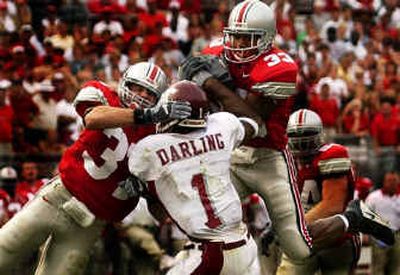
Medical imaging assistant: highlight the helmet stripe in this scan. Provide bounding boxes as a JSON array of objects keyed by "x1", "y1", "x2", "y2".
[
  {"x1": 243, "y1": 1, "x2": 256, "y2": 23},
  {"x1": 298, "y1": 109, "x2": 305, "y2": 126},
  {"x1": 236, "y1": 1, "x2": 252, "y2": 23},
  {"x1": 147, "y1": 64, "x2": 159, "y2": 84}
]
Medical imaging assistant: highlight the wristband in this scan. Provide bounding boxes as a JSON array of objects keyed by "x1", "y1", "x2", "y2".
[{"x1": 192, "y1": 70, "x2": 213, "y2": 87}]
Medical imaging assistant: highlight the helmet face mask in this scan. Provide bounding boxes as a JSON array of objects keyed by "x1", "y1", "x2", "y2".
[
  {"x1": 287, "y1": 109, "x2": 324, "y2": 159},
  {"x1": 118, "y1": 62, "x2": 167, "y2": 109},
  {"x1": 223, "y1": 0, "x2": 276, "y2": 64},
  {"x1": 156, "y1": 80, "x2": 209, "y2": 134},
  {"x1": 120, "y1": 81, "x2": 158, "y2": 109}
]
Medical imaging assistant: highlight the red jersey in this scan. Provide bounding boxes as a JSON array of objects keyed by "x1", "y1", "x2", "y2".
[
  {"x1": 59, "y1": 81, "x2": 153, "y2": 221},
  {"x1": 296, "y1": 143, "x2": 355, "y2": 213},
  {"x1": 15, "y1": 179, "x2": 47, "y2": 206},
  {"x1": 0, "y1": 105, "x2": 14, "y2": 142},
  {"x1": 203, "y1": 44, "x2": 297, "y2": 150}
]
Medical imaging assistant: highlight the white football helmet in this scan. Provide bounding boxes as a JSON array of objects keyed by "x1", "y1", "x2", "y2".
[
  {"x1": 118, "y1": 62, "x2": 168, "y2": 108},
  {"x1": 287, "y1": 109, "x2": 323, "y2": 157},
  {"x1": 223, "y1": 0, "x2": 276, "y2": 63}
]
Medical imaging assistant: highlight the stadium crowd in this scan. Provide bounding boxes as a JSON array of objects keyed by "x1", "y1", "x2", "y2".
[{"x1": 0, "y1": 0, "x2": 399, "y2": 274}]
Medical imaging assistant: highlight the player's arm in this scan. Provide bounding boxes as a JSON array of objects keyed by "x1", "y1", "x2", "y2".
[
  {"x1": 179, "y1": 55, "x2": 262, "y2": 125},
  {"x1": 84, "y1": 106, "x2": 136, "y2": 129},
  {"x1": 203, "y1": 78, "x2": 263, "y2": 126},
  {"x1": 84, "y1": 102, "x2": 192, "y2": 130},
  {"x1": 238, "y1": 117, "x2": 260, "y2": 143},
  {"x1": 305, "y1": 175, "x2": 349, "y2": 224}
]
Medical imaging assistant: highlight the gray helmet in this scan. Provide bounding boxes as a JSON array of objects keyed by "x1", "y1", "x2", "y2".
[
  {"x1": 223, "y1": 0, "x2": 276, "y2": 63},
  {"x1": 118, "y1": 62, "x2": 168, "y2": 108},
  {"x1": 287, "y1": 109, "x2": 324, "y2": 157}
]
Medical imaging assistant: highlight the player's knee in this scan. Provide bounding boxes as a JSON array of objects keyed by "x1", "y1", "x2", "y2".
[
  {"x1": 282, "y1": 244, "x2": 311, "y2": 262},
  {"x1": 279, "y1": 231, "x2": 312, "y2": 262}
]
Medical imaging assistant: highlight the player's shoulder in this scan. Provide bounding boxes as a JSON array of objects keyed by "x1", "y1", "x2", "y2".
[
  {"x1": 201, "y1": 39, "x2": 224, "y2": 56},
  {"x1": 318, "y1": 143, "x2": 349, "y2": 159},
  {"x1": 208, "y1": 112, "x2": 241, "y2": 131},
  {"x1": 75, "y1": 80, "x2": 118, "y2": 106},
  {"x1": 251, "y1": 47, "x2": 298, "y2": 83},
  {"x1": 316, "y1": 143, "x2": 351, "y2": 175},
  {"x1": 80, "y1": 80, "x2": 115, "y2": 96}
]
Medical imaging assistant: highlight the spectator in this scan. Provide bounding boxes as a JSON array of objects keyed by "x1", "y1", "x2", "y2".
[
  {"x1": 310, "y1": 83, "x2": 340, "y2": 141},
  {"x1": 14, "y1": 0, "x2": 32, "y2": 27},
  {"x1": 15, "y1": 161, "x2": 48, "y2": 206},
  {"x1": 370, "y1": 98, "x2": 399, "y2": 183},
  {"x1": 138, "y1": 0, "x2": 168, "y2": 35},
  {"x1": 366, "y1": 171, "x2": 400, "y2": 275},
  {"x1": 162, "y1": 1, "x2": 190, "y2": 53},
  {"x1": 101, "y1": 46, "x2": 129, "y2": 83},
  {"x1": 0, "y1": 166, "x2": 17, "y2": 219},
  {"x1": 354, "y1": 176, "x2": 374, "y2": 201},
  {"x1": 19, "y1": 24, "x2": 45, "y2": 59},
  {"x1": 92, "y1": 8, "x2": 124, "y2": 38},
  {"x1": 4, "y1": 45, "x2": 30, "y2": 80},
  {"x1": 41, "y1": 5, "x2": 60, "y2": 37},
  {"x1": 0, "y1": 80, "x2": 13, "y2": 155},
  {"x1": 0, "y1": 2, "x2": 16, "y2": 33},
  {"x1": 30, "y1": 80, "x2": 60, "y2": 153},
  {"x1": 48, "y1": 21, "x2": 74, "y2": 53},
  {"x1": 315, "y1": 64, "x2": 348, "y2": 108},
  {"x1": 341, "y1": 99, "x2": 370, "y2": 137}
]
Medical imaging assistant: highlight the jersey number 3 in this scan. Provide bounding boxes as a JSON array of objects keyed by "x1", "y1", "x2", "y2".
[
  {"x1": 264, "y1": 52, "x2": 294, "y2": 67},
  {"x1": 192, "y1": 174, "x2": 222, "y2": 229},
  {"x1": 83, "y1": 128, "x2": 128, "y2": 180}
]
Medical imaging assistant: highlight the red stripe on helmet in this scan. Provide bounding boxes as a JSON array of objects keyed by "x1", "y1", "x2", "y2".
[
  {"x1": 236, "y1": 1, "x2": 252, "y2": 23},
  {"x1": 298, "y1": 109, "x2": 305, "y2": 126},
  {"x1": 147, "y1": 65, "x2": 159, "y2": 84}
]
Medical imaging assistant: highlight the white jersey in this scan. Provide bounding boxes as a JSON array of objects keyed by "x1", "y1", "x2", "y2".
[{"x1": 128, "y1": 112, "x2": 247, "y2": 242}]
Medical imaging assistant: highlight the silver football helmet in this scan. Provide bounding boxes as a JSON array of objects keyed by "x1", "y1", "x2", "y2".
[
  {"x1": 118, "y1": 62, "x2": 168, "y2": 108},
  {"x1": 223, "y1": 0, "x2": 276, "y2": 63},
  {"x1": 287, "y1": 109, "x2": 323, "y2": 157}
]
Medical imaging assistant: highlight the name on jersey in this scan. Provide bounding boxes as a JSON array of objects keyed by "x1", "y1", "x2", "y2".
[{"x1": 156, "y1": 133, "x2": 225, "y2": 166}]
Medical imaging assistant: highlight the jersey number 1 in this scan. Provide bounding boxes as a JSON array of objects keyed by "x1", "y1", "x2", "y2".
[{"x1": 191, "y1": 174, "x2": 222, "y2": 229}]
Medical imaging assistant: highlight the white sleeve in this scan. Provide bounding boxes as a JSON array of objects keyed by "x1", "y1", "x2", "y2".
[
  {"x1": 212, "y1": 112, "x2": 245, "y2": 149},
  {"x1": 127, "y1": 140, "x2": 156, "y2": 182}
]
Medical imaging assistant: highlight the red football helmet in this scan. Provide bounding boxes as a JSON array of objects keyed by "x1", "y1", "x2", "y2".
[{"x1": 156, "y1": 80, "x2": 210, "y2": 133}]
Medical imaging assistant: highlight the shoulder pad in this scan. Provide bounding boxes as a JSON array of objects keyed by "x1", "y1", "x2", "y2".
[
  {"x1": 74, "y1": 81, "x2": 112, "y2": 107},
  {"x1": 317, "y1": 144, "x2": 351, "y2": 175},
  {"x1": 201, "y1": 42, "x2": 224, "y2": 56},
  {"x1": 250, "y1": 49, "x2": 298, "y2": 99}
]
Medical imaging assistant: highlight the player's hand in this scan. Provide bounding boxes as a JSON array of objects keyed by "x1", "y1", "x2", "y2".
[
  {"x1": 260, "y1": 228, "x2": 276, "y2": 257},
  {"x1": 118, "y1": 176, "x2": 145, "y2": 198},
  {"x1": 136, "y1": 101, "x2": 192, "y2": 124},
  {"x1": 179, "y1": 55, "x2": 232, "y2": 87}
]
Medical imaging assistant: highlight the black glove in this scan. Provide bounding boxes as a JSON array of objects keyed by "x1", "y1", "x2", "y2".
[
  {"x1": 179, "y1": 55, "x2": 232, "y2": 87},
  {"x1": 118, "y1": 176, "x2": 146, "y2": 198},
  {"x1": 134, "y1": 100, "x2": 192, "y2": 124},
  {"x1": 260, "y1": 228, "x2": 277, "y2": 257}
]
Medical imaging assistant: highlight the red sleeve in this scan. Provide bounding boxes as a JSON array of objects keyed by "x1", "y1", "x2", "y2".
[{"x1": 319, "y1": 144, "x2": 350, "y2": 160}]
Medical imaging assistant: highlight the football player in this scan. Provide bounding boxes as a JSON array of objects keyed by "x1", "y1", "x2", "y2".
[
  {"x1": 180, "y1": 0, "x2": 312, "y2": 261},
  {"x1": 126, "y1": 81, "x2": 261, "y2": 274},
  {"x1": 0, "y1": 62, "x2": 191, "y2": 275},
  {"x1": 179, "y1": 0, "x2": 395, "y2": 264},
  {"x1": 278, "y1": 109, "x2": 361, "y2": 274}
]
